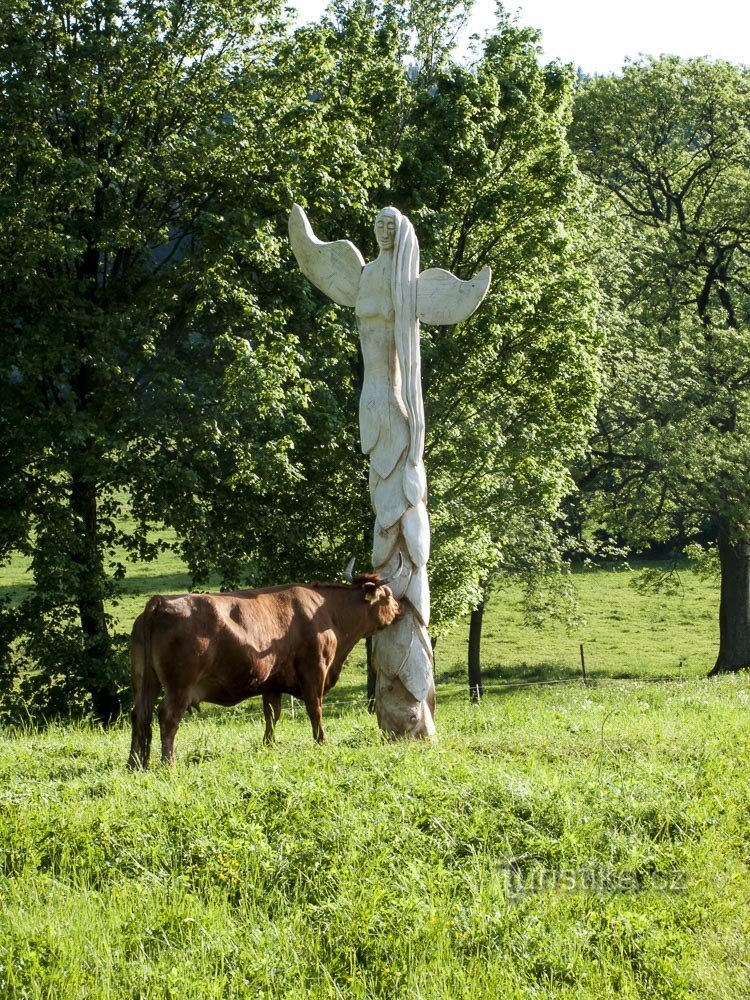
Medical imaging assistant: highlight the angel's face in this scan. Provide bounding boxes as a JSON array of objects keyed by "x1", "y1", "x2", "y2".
[{"x1": 374, "y1": 209, "x2": 398, "y2": 251}]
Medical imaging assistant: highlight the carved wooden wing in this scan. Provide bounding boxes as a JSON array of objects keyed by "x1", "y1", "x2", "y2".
[
  {"x1": 417, "y1": 265, "x2": 492, "y2": 326},
  {"x1": 288, "y1": 204, "x2": 365, "y2": 308}
]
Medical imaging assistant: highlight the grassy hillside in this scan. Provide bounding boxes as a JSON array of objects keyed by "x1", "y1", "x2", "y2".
[
  {"x1": 438, "y1": 561, "x2": 717, "y2": 686},
  {"x1": 0, "y1": 542, "x2": 722, "y2": 688},
  {"x1": 1, "y1": 556, "x2": 747, "y2": 998}
]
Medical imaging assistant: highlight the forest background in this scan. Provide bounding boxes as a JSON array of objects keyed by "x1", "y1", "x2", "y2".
[{"x1": 1, "y1": 0, "x2": 749, "y2": 721}]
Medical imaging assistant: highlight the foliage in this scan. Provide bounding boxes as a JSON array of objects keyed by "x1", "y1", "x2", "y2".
[
  {"x1": 0, "y1": 0, "x2": 599, "y2": 716},
  {"x1": 570, "y1": 57, "x2": 750, "y2": 669},
  {"x1": 0, "y1": 0, "x2": 325, "y2": 715},
  {"x1": 331, "y1": 5, "x2": 600, "y2": 630},
  {"x1": 682, "y1": 541, "x2": 720, "y2": 581},
  {"x1": 249, "y1": 1, "x2": 599, "y2": 637},
  {"x1": 571, "y1": 57, "x2": 750, "y2": 543}
]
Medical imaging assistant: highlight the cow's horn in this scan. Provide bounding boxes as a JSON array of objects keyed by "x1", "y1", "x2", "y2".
[
  {"x1": 379, "y1": 552, "x2": 404, "y2": 585},
  {"x1": 343, "y1": 556, "x2": 356, "y2": 582}
]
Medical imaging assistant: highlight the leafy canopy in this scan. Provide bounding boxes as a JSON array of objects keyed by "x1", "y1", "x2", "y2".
[
  {"x1": 0, "y1": 0, "x2": 599, "y2": 715},
  {"x1": 571, "y1": 57, "x2": 750, "y2": 545}
]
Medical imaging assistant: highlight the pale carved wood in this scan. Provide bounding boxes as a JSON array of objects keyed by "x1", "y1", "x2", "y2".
[{"x1": 288, "y1": 203, "x2": 491, "y2": 737}]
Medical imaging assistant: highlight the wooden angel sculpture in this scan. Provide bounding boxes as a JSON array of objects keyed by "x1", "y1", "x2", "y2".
[{"x1": 289, "y1": 203, "x2": 491, "y2": 737}]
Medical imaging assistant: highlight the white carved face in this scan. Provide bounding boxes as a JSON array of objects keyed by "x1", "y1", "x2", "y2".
[{"x1": 374, "y1": 210, "x2": 398, "y2": 251}]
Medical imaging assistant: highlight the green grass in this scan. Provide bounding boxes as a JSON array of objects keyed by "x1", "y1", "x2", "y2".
[
  {"x1": 438, "y1": 561, "x2": 718, "y2": 686},
  {"x1": 0, "y1": 542, "x2": 722, "y2": 686},
  {"x1": 1, "y1": 555, "x2": 748, "y2": 997}
]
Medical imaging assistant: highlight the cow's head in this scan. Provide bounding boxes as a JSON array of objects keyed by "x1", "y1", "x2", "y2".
[
  {"x1": 344, "y1": 555, "x2": 405, "y2": 632},
  {"x1": 361, "y1": 580, "x2": 402, "y2": 630}
]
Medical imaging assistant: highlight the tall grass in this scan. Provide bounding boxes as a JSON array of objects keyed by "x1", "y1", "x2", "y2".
[
  {"x1": 1, "y1": 675, "x2": 748, "y2": 998},
  {"x1": 1, "y1": 555, "x2": 747, "y2": 997}
]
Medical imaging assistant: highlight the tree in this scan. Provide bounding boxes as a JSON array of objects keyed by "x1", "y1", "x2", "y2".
[
  {"x1": 389, "y1": 17, "x2": 599, "y2": 686},
  {"x1": 0, "y1": 0, "x2": 600, "y2": 719},
  {"x1": 570, "y1": 57, "x2": 750, "y2": 673},
  {"x1": 280, "y1": 4, "x2": 599, "y2": 683},
  {"x1": 261, "y1": 2, "x2": 600, "y2": 640},
  {"x1": 0, "y1": 0, "x2": 324, "y2": 717}
]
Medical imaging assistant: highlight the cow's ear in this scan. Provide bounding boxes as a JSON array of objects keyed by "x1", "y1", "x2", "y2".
[
  {"x1": 362, "y1": 582, "x2": 382, "y2": 603},
  {"x1": 364, "y1": 584, "x2": 389, "y2": 603}
]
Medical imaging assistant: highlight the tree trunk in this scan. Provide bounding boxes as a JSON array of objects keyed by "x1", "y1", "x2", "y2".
[
  {"x1": 70, "y1": 476, "x2": 108, "y2": 641},
  {"x1": 468, "y1": 600, "x2": 485, "y2": 702},
  {"x1": 710, "y1": 523, "x2": 750, "y2": 674},
  {"x1": 366, "y1": 636, "x2": 376, "y2": 712},
  {"x1": 70, "y1": 473, "x2": 117, "y2": 720}
]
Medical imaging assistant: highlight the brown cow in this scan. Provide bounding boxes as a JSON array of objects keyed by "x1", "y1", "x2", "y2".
[{"x1": 127, "y1": 564, "x2": 403, "y2": 768}]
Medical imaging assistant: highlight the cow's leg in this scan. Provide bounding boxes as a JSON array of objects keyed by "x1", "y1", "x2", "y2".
[
  {"x1": 303, "y1": 693, "x2": 327, "y2": 744},
  {"x1": 158, "y1": 693, "x2": 190, "y2": 765},
  {"x1": 262, "y1": 692, "x2": 282, "y2": 745},
  {"x1": 129, "y1": 703, "x2": 154, "y2": 771}
]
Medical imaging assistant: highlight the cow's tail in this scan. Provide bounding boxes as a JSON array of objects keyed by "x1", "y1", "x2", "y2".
[{"x1": 127, "y1": 596, "x2": 163, "y2": 770}]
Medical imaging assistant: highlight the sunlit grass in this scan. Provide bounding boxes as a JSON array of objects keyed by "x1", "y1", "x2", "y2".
[
  {"x1": 1, "y1": 547, "x2": 745, "y2": 997},
  {"x1": 0, "y1": 674, "x2": 748, "y2": 998},
  {"x1": 439, "y1": 560, "x2": 718, "y2": 687}
]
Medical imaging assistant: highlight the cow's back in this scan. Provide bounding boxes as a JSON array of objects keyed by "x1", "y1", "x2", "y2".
[
  {"x1": 219, "y1": 586, "x2": 336, "y2": 693},
  {"x1": 149, "y1": 587, "x2": 334, "y2": 706}
]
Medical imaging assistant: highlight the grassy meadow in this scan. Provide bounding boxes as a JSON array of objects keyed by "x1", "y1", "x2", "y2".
[{"x1": 1, "y1": 553, "x2": 749, "y2": 997}]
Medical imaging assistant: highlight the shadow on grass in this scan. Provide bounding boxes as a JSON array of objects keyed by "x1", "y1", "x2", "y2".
[
  {"x1": 0, "y1": 571, "x2": 195, "y2": 606},
  {"x1": 183, "y1": 672, "x2": 372, "y2": 731},
  {"x1": 437, "y1": 660, "x2": 582, "y2": 685},
  {"x1": 0, "y1": 585, "x2": 30, "y2": 605},
  {"x1": 484, "y1": 661, "x2": 581, "y2": 683}
]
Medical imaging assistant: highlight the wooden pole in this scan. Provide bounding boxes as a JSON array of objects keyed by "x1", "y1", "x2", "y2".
[
  {"x1": 468, "y1": 601, "x2": 485, "y2": 703},
  {"x1": 579, "y1": 643, "x2": 587, "y2": 683},
  {"x1": 366, "y1": 636, "x2": 376, "y2": 713}
]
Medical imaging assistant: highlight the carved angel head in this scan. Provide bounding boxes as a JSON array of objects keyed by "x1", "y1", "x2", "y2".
[{"x1": 374, "y1": 206, "x2": 400, "y2": 252}]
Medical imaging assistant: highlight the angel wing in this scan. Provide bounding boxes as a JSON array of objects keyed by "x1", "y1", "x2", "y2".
[
  {"x1": 288, "y1": 204, "x2": 365, "y2": 308},
  {"x1": 417, "y1": 265, "x2": 492, "y2": 326}
]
